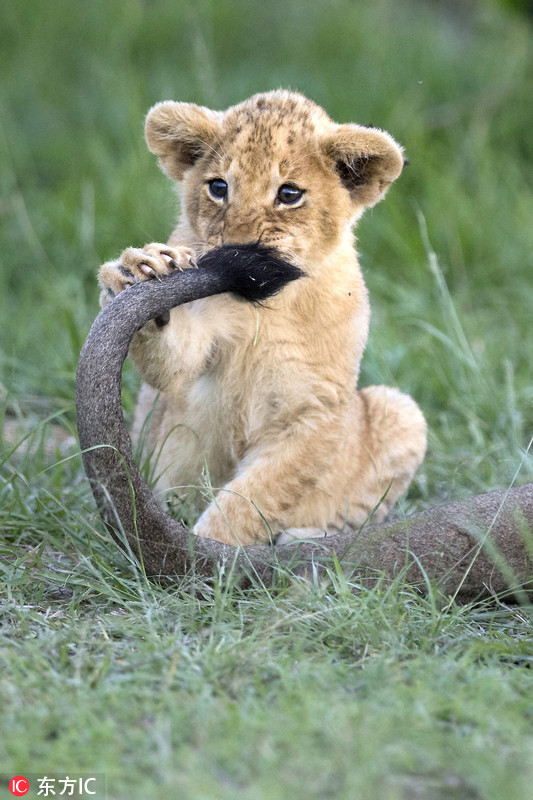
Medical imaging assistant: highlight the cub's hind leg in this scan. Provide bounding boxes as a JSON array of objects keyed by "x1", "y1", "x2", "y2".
[
  {"x1": 349, "y1": 385, "x2": 427, "y2": 524},
  {"x1": 278, "y1": 386, "x2": 427, "y2": 545}
]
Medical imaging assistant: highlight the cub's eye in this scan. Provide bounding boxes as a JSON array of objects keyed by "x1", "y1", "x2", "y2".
[
  {"x1": 208, "y1": 179, "x2": 228, "y2": 200},
  {"x1": 277, "y1": 184, "x2": 304, "y2": 205}
]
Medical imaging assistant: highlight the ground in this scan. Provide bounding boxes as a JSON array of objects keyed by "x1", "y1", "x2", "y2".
[{"x1": 1, "y1": 1, "x2": 532, "y2": 798}]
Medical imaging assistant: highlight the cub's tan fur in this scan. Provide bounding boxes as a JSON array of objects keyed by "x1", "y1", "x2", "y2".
[{"x1": 98, "y1": 90, "x2": 427, "y2": 545}]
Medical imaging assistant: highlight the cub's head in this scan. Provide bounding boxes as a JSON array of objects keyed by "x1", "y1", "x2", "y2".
[{"x1": 145, "y1": 90, "x2": 404, "y2": 265}]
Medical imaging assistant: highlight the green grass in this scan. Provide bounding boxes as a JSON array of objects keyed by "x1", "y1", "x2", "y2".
[{"x1": 1, "y1": 0, "x2": 533, "y2": 797}]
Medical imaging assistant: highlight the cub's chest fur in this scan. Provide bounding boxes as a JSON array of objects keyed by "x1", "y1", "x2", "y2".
[{"x1": 100, "y1": 90, "x2": 427, "y2": 545}]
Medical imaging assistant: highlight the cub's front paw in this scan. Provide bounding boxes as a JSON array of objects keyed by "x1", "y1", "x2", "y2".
[{"x1": 98, "y1": 243, "x2": 197, "y2": 308}]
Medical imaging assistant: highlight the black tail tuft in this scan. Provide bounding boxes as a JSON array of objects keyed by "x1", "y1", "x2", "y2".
[{"x1": 198, "y1": 243, "x2": 304, "y2": 303}]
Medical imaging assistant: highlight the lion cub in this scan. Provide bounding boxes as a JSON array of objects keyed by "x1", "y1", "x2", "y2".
[{"x1": 98, "y1": 90, "x2": 427, "y2": 545}]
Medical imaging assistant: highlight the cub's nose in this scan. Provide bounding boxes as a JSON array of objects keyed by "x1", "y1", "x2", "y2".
[{"x1": 223, "y1": 209, "x2": 263, "y2": 245}]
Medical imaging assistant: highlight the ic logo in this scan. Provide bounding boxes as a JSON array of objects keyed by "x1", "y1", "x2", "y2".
[{"x1": 9, "y1": 776, "x2": 30, "y2": 796}]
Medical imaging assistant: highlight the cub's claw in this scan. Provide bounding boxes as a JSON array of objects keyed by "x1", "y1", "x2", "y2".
[{"x1": 139, "y1": 262, "x2": 161, "y2": 280}]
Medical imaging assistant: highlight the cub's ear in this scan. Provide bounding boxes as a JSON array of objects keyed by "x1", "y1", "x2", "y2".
[
  {"x1": 145, "y1": 101, "x2": 221, "y2": 180},
  {"x1": 321, "y1": 124, "x2": 405, "y2": 210}
]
